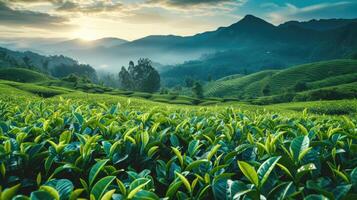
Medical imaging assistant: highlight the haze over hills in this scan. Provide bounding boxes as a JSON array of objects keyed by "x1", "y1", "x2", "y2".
[
  {"x1": 1, "y1": 15, "x2": 357, "y2": 86},
  {"x1": 0, "y1": 47, "x2": 97, "y2": 82},
  {"x1": 39, "y1": 37, "x2": 128, "y2": 53}
]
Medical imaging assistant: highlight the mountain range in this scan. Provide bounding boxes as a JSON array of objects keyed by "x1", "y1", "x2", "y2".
[{"x1": 1, "y1": 15, "x2": 357, "y2": 86}]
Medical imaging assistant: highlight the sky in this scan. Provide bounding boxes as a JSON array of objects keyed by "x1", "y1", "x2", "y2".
[{"x1": 0, "y1": 0, "x2": 357, "y2": 41}]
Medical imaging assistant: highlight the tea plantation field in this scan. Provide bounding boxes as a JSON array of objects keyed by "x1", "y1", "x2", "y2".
[{"x1": 0, "y1": 84, "x2": 357, "y2": 199}]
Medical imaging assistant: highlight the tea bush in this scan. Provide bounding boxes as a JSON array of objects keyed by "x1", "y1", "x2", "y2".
[{"x1": 0, "y1": 98, "x2": 356, "y2": 200}]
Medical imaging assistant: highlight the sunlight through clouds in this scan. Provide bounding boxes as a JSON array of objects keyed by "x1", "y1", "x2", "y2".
[{"x1": 0, "y1": 0, "x2": 356, "y2": 40}]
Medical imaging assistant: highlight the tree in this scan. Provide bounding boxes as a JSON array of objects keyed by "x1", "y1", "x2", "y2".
[
  {"x1": 52, "y1": 64, "x2": 97, "y2": 82},
  {"x1": 23, "y1": 56, "x2": 33, "y2": 69},
  {"x1": 294, "y1": 82, "x2": 308, "y2": 92},
  {"x1": 42, "y1": 59, "x2": 49, "y2": 71},
  {"x1": 119, "y1": 59, "x2": 161, "y2": 93},
  {"x1": 184, "y1": 77, "x2": 194, "y2": 87},
  {"x1": 262, "y1": 84, "x2": 271, "y2": 96},
  {"x1": 192, "y1": 82, "x2": 204, "y2": 99},
  {"x1": 118, "y1": 67, "x2": 133, "y2": 90},
  {"x1": 160, "y1": 87, "x2": 169, "y2": 94},
  {"x1": 62, "y1": 74, "x2": 79, "y2": 83}
]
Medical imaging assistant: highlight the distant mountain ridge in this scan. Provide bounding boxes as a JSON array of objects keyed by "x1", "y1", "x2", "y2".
[
  {"x1": 44, "y1": 37, "x2": 128, "y2": 51},
  {"x1": 279, "y1": 18, "x2": 357, "y2": 31},
  {"x1": 1, "y1": 15, "x2": 357, "y2": 86},
  {"x1": 160, "y1": 16, "x2": 357, "y2": 86}
]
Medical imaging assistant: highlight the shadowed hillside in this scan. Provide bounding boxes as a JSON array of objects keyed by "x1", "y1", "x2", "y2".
[
  {"x1": 0, "y1": 68, "x2": 51, "y2": 83},
  {"x1": 205, "y1": 59, "x2": 357, "y2": 100}
]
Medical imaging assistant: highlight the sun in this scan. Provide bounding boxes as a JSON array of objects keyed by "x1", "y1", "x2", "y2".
[{"x1": 73, "y1": 28, "x2": 98, "y2": 41}]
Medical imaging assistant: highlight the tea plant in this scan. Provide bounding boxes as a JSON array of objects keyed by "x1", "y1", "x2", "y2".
[{"x1": 0, "y1": 98, "x2": 356, "y2": 200}]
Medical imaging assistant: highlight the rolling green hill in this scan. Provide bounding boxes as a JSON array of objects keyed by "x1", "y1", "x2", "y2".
[
  {"x1": 205, "y1": 59, "x2": 357, "y2": 100},
  {"x1": 204, "y1": 70, "x2": 278, "y2": 98},
  {"x1": 0, "y1": 67, "x2": 238, "y2": 106},
  {"x1": 0, "y1": 68, "x2": 51, "y2": 83}
]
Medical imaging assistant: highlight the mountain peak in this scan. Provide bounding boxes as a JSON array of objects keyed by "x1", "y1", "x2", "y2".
[
  {"x1": 225, "y1": 14, "x2": 275, "y2": 31},
  {"x1": 241, "y1": 14, "x2": 262, "y2": 21}
]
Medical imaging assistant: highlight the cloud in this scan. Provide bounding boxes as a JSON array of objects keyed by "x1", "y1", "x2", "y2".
[
  {"x1": 56, "y1": 1, "x2": 123, "y2": 13},
  {"x1": 267, "y1": 1, "x2": 357, "y2": 24},
  {"x1": 0, "y1": 2, "x2": 74, "y2": 29},
  {"x1": 147, "y1": 0, "x2": 244, "y2": 10},
  {"x1": 149, "y1": 0, "x2": 232, "y2": 6},
  {"x1": 1, "y1": 0, "x2": 124, "y2": 13},
  {"x1": 121, "y1": 11, "x2": 169, "y2": 24},
  {"x1": 2, "y1": 0, "x2": 57, "y2": 3}
]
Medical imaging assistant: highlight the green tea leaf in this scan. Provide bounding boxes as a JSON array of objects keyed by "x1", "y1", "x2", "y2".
[
  {"x1": 257, "y1": 156, "x2": 281, "y2": 188},
  {"x1": 100, "y1": 189, "x2": 116, "y2": 200},
  {"x1": 91, "y1": 176, "x2": 115, "y2": 200},
  {"x1": 127, "y1": 180, "x2": 150, "y2": 199},
  {"x1": 238, "y1": 161, "x2": 259, "y2": 187},
  {"x1": 290, "y1": 136, "x2": 310, "y2": 162},
  {"x1": 175, "y1": 172, "x2": 192, "y2": 193},
  {"x1": 89, "y1": 159, "x2": 109, "y2": 186},
  {"x1": 1, "y1": 184, "x2": 21, "y2": 200},
  {"x1": 40, "y1": 186, "x2": 60, "y2": 200},
  {"x1": 207, "y1": 144, "x2": 221, "y2": 161}
]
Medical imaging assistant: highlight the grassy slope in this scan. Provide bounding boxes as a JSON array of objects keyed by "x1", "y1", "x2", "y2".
[
  {"x1": 205, "y1": 59, "x2": 357, "y2": 98},
  {"x1": 1, "y1": 81, "x2": 356, "y2": 116},
  {"x1": 0, "y1": 68, "x2": 51, "y2": 83},
  {"x1": 204, "y1": 70, "x2": 278, "y2": 98},
  {"x1": 0, "y1": 67, "x2": 207, "y2": 105},
  {"x1": 267, "y1": 59, "x2": 357, "y2": 94},
  {"x1": 0, "y1": 78, "x2": 231, "y2": 106},
  {"x1": 252, "y1": 81, "x2": 357, "y2": 105}
]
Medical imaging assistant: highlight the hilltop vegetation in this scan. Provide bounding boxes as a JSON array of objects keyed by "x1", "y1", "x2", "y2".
[
  {"x1": 0, "y1": 47, "x2": 97, "y2": 82},
  {"x1": 0, "y1": 73, "x2": 230, "y2": 106},
  {"x1": 205, "y1": 70, "x2": 278, "y2": 98},
  {"x1": 0, "y1": 68, "x2": 51, "y2": 83},
  {"x1": 205, "y1": 59, "x2": 357, "y2": 102}
]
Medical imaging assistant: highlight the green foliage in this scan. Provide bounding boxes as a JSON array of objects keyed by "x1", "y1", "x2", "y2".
[
  {"x1": 192, "y1": 81, "x2": 204, "y2": 99},
  {"x1": 51, "y1": 63, "x2": 97, "y2": 82},
  {"x1": 205, "y1": 70, "x2": 277, "y2": 98},
  {"x1": 0, "y1": 68, "x2": 50, "y2": 83},
  {"x1": 119, "y1": 58, "x2": 161, "y2": 93},
  {"x1": 205, "y1": 59, "x2": 357, "y2": 100},
  {"x1": 252, "y1": 82, "x2": 357, "y2": 105},
  {"x1": 262, "y1": 84, "x2": 271, "y2": 96},
  {"x1": 294, "y1": 81, "x2": 308, "y2": 92},
  {"x1": 0, "y1": 94, "x2": 356, "y2": 199},
  {"x1": 61, "y1": 74, "x2": 80, "y2": 83}
]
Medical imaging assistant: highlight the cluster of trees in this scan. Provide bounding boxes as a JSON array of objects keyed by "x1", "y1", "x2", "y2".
[
  {"x1": 192, "y1": 82, "x2": 204, "y2": 98},
  {"x1": 118, "y1": 58, "x2": 161, "y2": 93},
  {"x1": 52, "y1": 63, "x2": 97, "y2": 82},
  {"x1": 61, "y1": 74, "x2": 92, "y2": 85}
]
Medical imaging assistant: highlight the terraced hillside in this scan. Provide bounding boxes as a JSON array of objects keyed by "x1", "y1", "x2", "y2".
[
  {"x1": 0, "y1": 66, "x2": 237, "y2": 106},
  {"x1": 0, "y1": 68, "x2": 51, "y2": 83},
  {"x1": 204, "y1": 70, "x2": 278, "y2": 98},
  {"x1": 205, "y1": 59, "x2": 357, "y2": 99}
]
